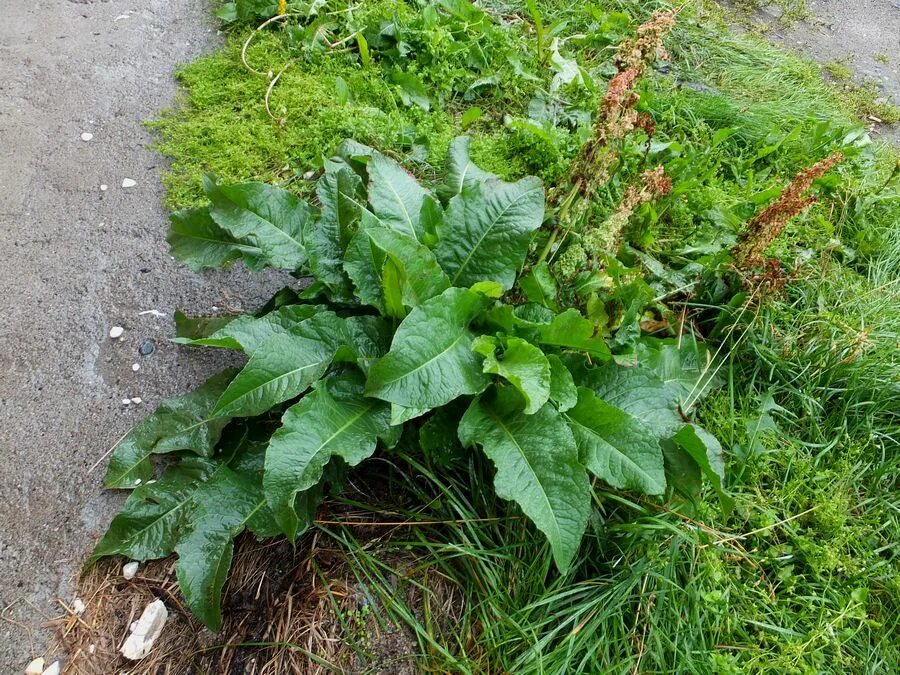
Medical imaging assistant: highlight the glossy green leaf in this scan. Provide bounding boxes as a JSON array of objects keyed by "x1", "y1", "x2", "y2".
[
  {"x1": 204, "y1": 175, "x2": 312, "y2": 271},
  {"x1": 175, "y1": 467, "x2": 267, "y2": 630},
  {"x1": 366, "y1": 288, "x2": 491, "y2": 409},
  {"x1": 87, "y1": 457, "x2": 215, "y2": 568},
  {"x1": 473, "y1": 335, "x2": 551, "y2": 415},
  {"x1": 174, "y1": 311, "x2": 237, "y2": 341},
  {"x1": 519, "y1": 261, "x2": 558, "y2": 310},
  {"x1": 303, "y1": 167, "x2": 361, "y2": 296},
  {"x1": 318, "y1": 165, "x2": 363, "y2": 250},
  {"x1": 173, "y1": 305, "x2": 325, "y2": 353},
  {"x1": 458, "y1": 388, "x2": 591, "y2": 571},
  {"x1": 547, "y1": 354, "x2": 577, "y2": 412},
  {"x1": 104, "y1": 370, "x2": 237, "y2": 488},
  {"x1": 366, "y1": 225, "x2": 450, "y2": 311},
  {"x1": 212, "y1": 314, "x2": 348, "y2": 417},
  {"x1": 673, "y1": 424, "x2": 733, "y2": 513},
  {"x1": 344, "y1": 221, "x2": 388, "y2": 314},
  {"x1": 537, "y1": 309, "x2": 611, "y2": 360},
  {"x1": 367, "y1": 152, "x2": 429, "y2": 241},
  {"x1": 439, "y1": 136, "x2": 498, "y2": 200},
  {"x1": 434, "y1": 176, "x2": 544, "y2": 289},
  {"x1": 264, "y1": 373, "x2": 392, "y2": 538},
  {"x1": 574, "y1": 362, "x2": 683, "y2": 439},
  {"x1": 167, "y1": 207, "x2": 258, "y2": 271},
  {"x1": 565, "y1": 387, "x2": 666, "y2": 495}
]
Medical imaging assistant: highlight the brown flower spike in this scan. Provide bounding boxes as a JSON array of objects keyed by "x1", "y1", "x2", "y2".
[{"x1": 732, "y1": 152, "x2": 844, "y2": 268}]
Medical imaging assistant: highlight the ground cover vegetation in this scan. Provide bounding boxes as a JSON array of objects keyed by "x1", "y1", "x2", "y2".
[{"x1": 84, "y1": 0, "x2": 898, "y2": 672}]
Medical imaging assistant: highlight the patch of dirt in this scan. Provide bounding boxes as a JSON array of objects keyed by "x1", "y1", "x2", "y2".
[
  {"x1": 49, "y1": 529, "x2": 458, "y2": 674},
  {"x1": 725, "y1": 0, "x2": 900, "y2": 141}
]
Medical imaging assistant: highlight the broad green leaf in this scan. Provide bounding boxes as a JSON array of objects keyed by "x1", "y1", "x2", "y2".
[
  {"x1": 382, "y1": 258, "x2": 406, "y2": 319},
  {"x1": 344, "y1": 223, "x2": 388, "y2": 313},
  {"x1": 167, "y1": 208, "x2": 259, "y2": 271},
  {"x1": 174, "y1": 305, "x2": 325, "y2": 353},
  {"x1": 204, "y1": 175, "x2": 312, "y2": 271},
  {"x1": 175, "y1": 467, "x2": 267, "y2": 630},
  {"x1": 565, "y1": 387, "x2": 666, "y2": 495},
  {"x1": 391, "y1": 403, "x2": 430, "y2": 425},
  {"x1": 367, "y1": 152, "x2": 429, "y2": 241},
  {"x1": 174, "y1": 311, "x2": 237, "y2": 340},
  {"x1": 473, "y1": 336, "x2": 551, "y2": 415},
  {"x1": 392, "y1": 70, "x2": 431, "y2": 110},
  {"x1": 537, "y1": 309, "x2": 611, "y2": 360},
  {"x1": 458, "y1": 388, "x2": 591, "y2": 571},
  {"x1": 343, "y1": 314, "x2": 392, "y2": 375},
  {"x1": 366, "y1": 225, "x2": 450, "y2": 311},
  {"x1": 87, "y1": 457, "x2": 215, "y2": 568},
  {"x1": 547, "y1": 354, "x2": 577, "y2": 412},
  {"x1": 212, "y1": 316, "x2": 344, "y2": 417},
  {"x1": 318, "y1": 166, "x2": 363, "y2": 250},
  {"x1": 434, "y1": 177, "x2": 544, "y2": 289},
  {"x1": 212, "y1": 312, "x2": 383, "y2": 417},
  {"x1": 264, "y1": 373, "x2": 392, "y2": 538},
  {"x1": 673, "y1": 424, "x2": 733, "y2": 513},
  {"x1": 212, "y1": 334, "x2": 334, "y2": 418},
  {"x1": 574, "y1": 362, "x2": 683, "y2": 438},
  {"x1": 519, "y1": 261, "x2": 558, "y2": 310},
  {"x1": 104, "y1": 370, "x2": 237, "y2": 488},
  {"x1": 439, "y1": 136, "x2": 498, "y2": 200},
  {"x1": 304, "y1": 168, "x2": 361, "y2": 297},
  {"x1": 635, "y1": 338, "x2": 718, "y2": 405},
  {"x1": 366, "y1": 288, "x2": 491, "y2": 410}
]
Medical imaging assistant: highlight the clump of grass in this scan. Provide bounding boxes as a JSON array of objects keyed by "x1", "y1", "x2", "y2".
[{"x1": 824, "y1": 59, "x2": 854, "y2": 81}]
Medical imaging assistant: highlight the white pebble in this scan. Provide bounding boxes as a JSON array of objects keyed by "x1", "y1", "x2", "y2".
[
  {"x1": 132, "y1": 363, "x2": 140, "y2": 372},
  {"x1": 131, "y1": 397, "x2": 143, "y2": 404},
  {"x1": 109, "y1": 326, "x2": 124, "y2": 339},
  {"x1": 134, "y1": 478, "x2": 142, "y2": 485},
  {"x1": 122, "y1": 561, "x2": 140, "y2": 580},
  {"x1": 98, "y1": 222, "x2": 105, "y2": 228},
  {"x1": 42, "y1": 662, "x2": 61, "y2": 675},
  {"x1": 73, "y1": 598, "x2": 86, "y2": 615},
  {"x1": 122, "y1": 399, "x2": 131, "y2": 405},
  {"x1": 100, "y1": 184, "x2": 108, "y2": 191},
  {"x1": 120, "y1": 600, "x2": 168, "y2": 660},
  {"x1": 25, "y1": 657, "x2": 44, "y2": 675},
  {"x1": 81, "y1": 132, "x2": 93, "y2": 141},
  {"x1": 122, "y1": 178, "x2": 137, "y2": 188}
]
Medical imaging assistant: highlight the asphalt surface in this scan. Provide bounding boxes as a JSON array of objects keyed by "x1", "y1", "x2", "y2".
[{"x1": 0, "y1": 1, "x2": 284, "y2": 669}]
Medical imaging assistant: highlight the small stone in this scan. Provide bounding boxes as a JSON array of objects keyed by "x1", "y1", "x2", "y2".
[
  {"x1": 42, "y1": 663, "x2": 60, "y2": 675},
  {"x1": 139, "y1": 340, "x2": 156, "y2": 356},
  {"x1": 81, "y1": 132, "x2": 93, "y2": 141},
  {"x1": 132, "y1": 363, "x2": 140, "y2": 372},
  {"x1": 98, "y1": 222, "x2": 105, "y2": 228},
  {"x1": 131, "y1": 397, "x2": 143, "y2": 404},
  {"x1": 109, "y1": 326, "x2": 124, "y2": 339},
  {"x1": 100, "y1": 184, "x2": 108, "y2": 191},
  {"x1": 121, "y1": 399, "x2": 131, "y2": 405},
  {"x1": 122, "y1": 178, "x2": 137, "y2": 188},
  {"x1": 73, "y1": 598, "x2": 86, "y2": 615},
  {"x1": 122, "y1": 561, "x2": 139, "y2": 580},
  {"x1": 25, "y1": 657, "x2": 44, "y2": 675},
  {"x1": 302, "y1": 170, "x2": 316, "y2": 180},
  {"x1": 134, "y1": 478, "x2": 142, "y2": 485},
  {"x1": 120, "y1": 600, "x2": 168, "y2": 660},
  {"x1": 88, "y1": 645, "x2": 96, "y2": 655}
]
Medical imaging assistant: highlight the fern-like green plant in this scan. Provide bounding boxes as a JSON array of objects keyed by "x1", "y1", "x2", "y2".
[{"x1": 88, "y1": 138, "x2": 726, "y2": 629}]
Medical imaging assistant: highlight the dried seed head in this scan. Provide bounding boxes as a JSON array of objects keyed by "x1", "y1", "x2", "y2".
[
  {"x1": 615, "y1": 10, "x2": 676, "y2": 76},
  {"x1": 733, "y1": 152, "x2": 844, "y2": 268}
]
